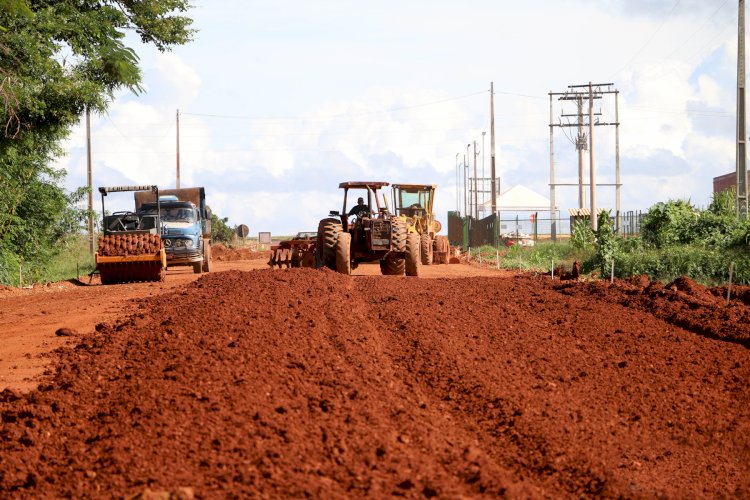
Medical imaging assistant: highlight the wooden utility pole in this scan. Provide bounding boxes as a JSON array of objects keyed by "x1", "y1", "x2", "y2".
[
  {"x1": 576, "y1": 95, "x2": 586, "y2": 208},
  {"x1": 738, "y1": 0, "x2": 748, "y2": 219},
  {"x1": 176, "y1": 109, "x2": 181, "y2": 189},
  {"x1": 490, "y1": 82, "x2": 497, "y2": 218},
  {"x1": 86, "y1": 108, "x2": 94, "y2": 254}
]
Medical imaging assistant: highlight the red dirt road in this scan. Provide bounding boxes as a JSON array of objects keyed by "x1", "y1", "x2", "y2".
[{"x1": 0, "y1": 259, "x2": 748, "y2": 497}]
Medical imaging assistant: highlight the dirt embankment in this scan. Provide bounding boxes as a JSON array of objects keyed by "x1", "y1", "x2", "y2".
[{"x1": 0, "y1": 269, "x2": 748, "y2": 497}]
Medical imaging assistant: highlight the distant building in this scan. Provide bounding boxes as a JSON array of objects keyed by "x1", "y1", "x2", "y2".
[{"x1": 713, "y1": 172, "x2": 745, "y2": 193}]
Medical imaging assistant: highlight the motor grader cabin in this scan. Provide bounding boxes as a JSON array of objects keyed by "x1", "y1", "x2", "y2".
[
  {"x1": 391, "y1": 183, "x2": 449, "y2": 264},
  {"x1": 317, "y1": 181, "x2": 420, "y2": 276},
  {"x1": 95, "y1": 185, "x2": 166, "y2": 284}
]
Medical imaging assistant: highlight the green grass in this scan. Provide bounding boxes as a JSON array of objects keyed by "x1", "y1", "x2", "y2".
[
  {"x1": 1, "y1": 235, "x2": 97, "y2": 286},
  {"x1": 468, "y1": 241, "x2": 592, "y2": 273}
]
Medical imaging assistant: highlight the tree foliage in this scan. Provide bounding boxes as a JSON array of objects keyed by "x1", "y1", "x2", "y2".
[
  {"x1": 210, "y1": 213, "x2": 235, "y2": 245},
  {"x1": 0, "y1": 0, "x2": 194, "y2": 283}
]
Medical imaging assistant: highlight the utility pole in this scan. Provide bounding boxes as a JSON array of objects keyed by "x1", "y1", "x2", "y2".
[
  {"x1": 549, "y1": 93, "x2": 556, "y2": 241},
  {"x1": 588, "y1": 82, "x2": 597, "y2": 231},
  {"x1": 455, "y1": 153, "x2": 460, "y2": 213},
  {"x1": 481, "y1": 131, "x2": 486, "y2": 217},
  {"x1": 463, "y1": 152, "x2": 468, "y2": 217},
  {"x1": 473, "y1": 140, "x2": 479, "y2": 219},
  {"x1": 466, "y1": 143, "x2": 471, "y2": 218},
  {"x1": 576, "y1": 95, "x2": 586, "y2": 208},
  {"x1": 738, "y1": 0, "x2": 748, "y2": 219},
  {"x1": 490, "y1": 82, "x2": 497, "y2": 218},
  {"x1": 550, "y1": 83, "x2": 620, "y2": 232},
  {"x1": 86, "y1": 107, "x2": 94, "y2": 254},
  {"x1": 176, "y1": 109, "x2": 181, "y2": 189}
]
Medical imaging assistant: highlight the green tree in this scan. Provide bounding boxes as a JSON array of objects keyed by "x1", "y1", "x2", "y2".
[
  {"x1": 0, "y1": 0, "x2": 194, "y2": 283},
  {"x1": 211, "y1": 213, "x2": 235, "y2": 245}
]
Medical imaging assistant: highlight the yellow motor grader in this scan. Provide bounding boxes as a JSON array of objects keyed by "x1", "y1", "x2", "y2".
[
  {"x1": 391, "y1": 183, "x2": 449, "y2": 264},
  {"x1": 95, "y1": 185, "x2": 166, "y2": 284}
]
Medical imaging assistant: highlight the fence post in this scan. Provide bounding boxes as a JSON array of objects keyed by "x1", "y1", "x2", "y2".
[
  {"x1": 551, "y1": 259, "x2": 554, "y2": 280},
  {"x1": 496, "y1": 249, "x2": 500, "y2": 269},
  {"x1": 610, "y1": 260, "x2": 615, "y2": 283},
  {"x1": 727, "y1": 262, "x2": 735, "y2": 306}
]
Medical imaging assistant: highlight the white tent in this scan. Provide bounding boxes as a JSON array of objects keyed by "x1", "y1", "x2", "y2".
[{"x1": 480, "y1": 184, "x2": 556, "y2": 213}]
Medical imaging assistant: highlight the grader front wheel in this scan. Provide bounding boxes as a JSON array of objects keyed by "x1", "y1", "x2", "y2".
[
  {"x1": 420, "y1": 234, "x2": 433, "y2": 265},
  {"x1": 406, "y1": 232, "x2": 421, "y2": 276}
]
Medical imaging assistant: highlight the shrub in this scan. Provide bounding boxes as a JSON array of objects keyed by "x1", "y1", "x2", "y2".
[
  {"x1": 570, "y1": 219, "x2": 595, "y2": 250},
  {"x1": 641, "y1": 199, "x2": 698, "y2": 247}
]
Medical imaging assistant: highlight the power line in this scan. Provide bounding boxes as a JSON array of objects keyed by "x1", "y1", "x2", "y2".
[
  {"x1": 610, "y1": 0, "x2": 683, "y2": 78},
  {"x1": 182, "y1": 90, "x2": 487, "y2": 121},
  {"x1": 666, "y1": 0, "x2": 730, "y2": 59}
]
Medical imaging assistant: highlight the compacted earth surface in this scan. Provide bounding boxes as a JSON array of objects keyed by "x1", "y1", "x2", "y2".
[{"x1": 0, "y1": 257, "x2": 748, "y2": 498}]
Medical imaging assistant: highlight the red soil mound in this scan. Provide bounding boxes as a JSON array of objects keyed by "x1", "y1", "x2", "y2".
[
  {"x1": 211, "y1": 243, "x2": 269, "y2": 261},
  {"x1": 0, "y1": 270, "x2": 747, "y2": 497}
]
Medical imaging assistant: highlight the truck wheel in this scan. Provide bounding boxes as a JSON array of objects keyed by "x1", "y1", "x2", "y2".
[
  {"x1": 335, "y1": 232, "x2": 351, "y2": 275},
  {"x1": 406, "y1": 233, "x2": 421, "y2": 276},
  {"x1": 317, "y1": 218, "x2": 342, "y2": 270},
  {"x1": 193, "y1": 261, "x2": 203, "y2": 274},
  {"x1": 202, "y1": 239, "x2": 213, "y2": 272},
  {"x1": 420, "y1": 234, "x2": 433, "y2": 265}
]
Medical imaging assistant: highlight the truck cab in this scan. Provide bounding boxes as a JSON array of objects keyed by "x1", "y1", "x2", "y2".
[{"x1": 134, "y1": 188, "x2": 213, "y2": 274}]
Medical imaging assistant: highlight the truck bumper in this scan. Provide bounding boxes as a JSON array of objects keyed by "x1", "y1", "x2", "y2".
[{"x1": 165, "y1": 248, "x2": 202, "y2": 267}]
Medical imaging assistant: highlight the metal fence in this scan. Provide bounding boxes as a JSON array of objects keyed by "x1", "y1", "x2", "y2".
[{"x1": 448, "y1": 210, "x2": 645, "y2": 249}]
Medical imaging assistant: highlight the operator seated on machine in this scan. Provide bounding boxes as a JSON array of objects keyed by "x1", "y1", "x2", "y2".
[{"x1": 348, "y1": 197, "x2": 370, "y2": 218}]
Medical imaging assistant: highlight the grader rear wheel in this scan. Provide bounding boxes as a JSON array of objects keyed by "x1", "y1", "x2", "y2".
[
  {"x1": 420, "y1": 234, "x2": 433, "y2": 265},
  {"x1": 433, "y1": 235, "x2": 450, "y2": 264},
  {"x1": 406, "y1": 233, "x2": 421, "y2": 277}
]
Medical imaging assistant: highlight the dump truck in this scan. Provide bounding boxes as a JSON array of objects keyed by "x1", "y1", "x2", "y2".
[
  {"x1": 134, "y1": 187, "x2": 213, "y2": 273},
  {"x1": 95, "y1": 185, "x2": 167, "y2": 284},
  {"x1": 391, "y1": 183, "x2": 450, "y2": 264},
  {"x1": 268, "y1": 182, "x2": 420, "y2": 276}
]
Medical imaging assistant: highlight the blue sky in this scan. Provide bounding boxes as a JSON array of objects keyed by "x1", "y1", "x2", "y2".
[{"x1": 58, "y1": 0, "x2": 743, "y2": 235}]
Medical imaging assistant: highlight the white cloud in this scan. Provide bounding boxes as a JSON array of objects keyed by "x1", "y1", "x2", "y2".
[{"x1": 59, "y1": 0, "x2": 747, "y2": 230}]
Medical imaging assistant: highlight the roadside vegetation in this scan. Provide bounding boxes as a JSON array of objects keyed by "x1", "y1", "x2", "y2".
[
  {"x1": 0, "y1": 0, "x2": 194, "y2": 286},
  {"x1": 472, "y1": 188, "x2": 750, "y2": 286}
]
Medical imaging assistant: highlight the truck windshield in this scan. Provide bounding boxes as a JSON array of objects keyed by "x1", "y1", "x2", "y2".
[{"x1": 141, "y1": 206, "x2": 196, "y2": 222}]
